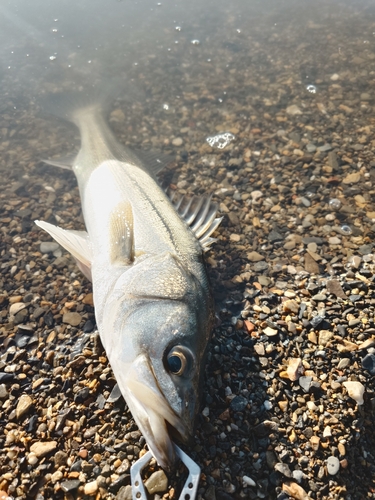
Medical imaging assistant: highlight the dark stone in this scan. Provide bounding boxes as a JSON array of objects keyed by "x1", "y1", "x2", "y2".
[
  {"x1": 299, "y1": 376, "x2": 312, "y2": 393},
  {"x1": 230, "y1": 395, "x2": 248, "y2": 411},
  {"x1": 60, "y1": 480, "x2": 81, "y2": 492},
  {"x1": 70, "y1": 459, "x2": 83, "y2": 472},
  {"x1": 27, "y1": 414, "x2": 38, "y2": 432},
  {"x1": 0, "y1": 372, "x2": 14, "y2": 383},
  {"x1": 310, "y1": 315, "x2": 324, "y2": 328},
  {"x1": 362, "y1": 354, "x2": 375, "y2": 375},
  {"x1": 74, "y1": 387, "x2": 90, "y2": 403},
  {"x1": 108, "y1": 474, "x2": 130, "y2": 493},
  {"x1": 44, "y1": 311, "x2": 54, "y2": 327},
  {"x1": 349, "y1": 295, "x2": 362, "y2": 302},
  {"x1": 83, "y1": 319, "x2": 95, "y2": 333},
  {"x1": 269, "y1": 230, "x2": 283, "y2": 242},
  {"x1": 32, "y1": 307, "x2": 46, "y2": 320}
]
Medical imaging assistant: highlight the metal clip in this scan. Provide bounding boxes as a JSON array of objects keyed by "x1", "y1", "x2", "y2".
[{"x1": 130, "y1": 445, "x2": 201, "y2": 500}]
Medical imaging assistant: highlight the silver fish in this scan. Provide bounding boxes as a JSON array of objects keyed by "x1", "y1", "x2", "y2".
[{"x1": 35, "y1": 88, "x2": 222, "y2": 471}]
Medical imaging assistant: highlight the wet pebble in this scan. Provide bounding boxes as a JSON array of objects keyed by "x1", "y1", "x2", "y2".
[
  {"x1": 327, "y1": 456, "x2": 340, "y2": 475},
  {"x1": 144, "y1": 470, "x2": 168, "y2": 495}
]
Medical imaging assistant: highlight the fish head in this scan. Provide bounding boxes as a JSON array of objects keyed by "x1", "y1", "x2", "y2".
[
  {"x1": 129, "y1": 299, "x2": 211, "y2": 471},
  {"x1": 105, "y1": 290, "x2": 212, "y2": 472},
  {"x1": 100, "y1": 252, "x2": 213, "y2": 471}
]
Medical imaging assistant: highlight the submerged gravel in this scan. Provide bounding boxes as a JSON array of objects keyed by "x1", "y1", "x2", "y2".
[{"x1": 1, "y1": 0, "x2": 375, "y2": 499}]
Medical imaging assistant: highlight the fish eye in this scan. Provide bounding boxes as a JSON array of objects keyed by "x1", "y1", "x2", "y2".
[{"x1": 166, "y1": 346, "x2": 194, "y2": 377}]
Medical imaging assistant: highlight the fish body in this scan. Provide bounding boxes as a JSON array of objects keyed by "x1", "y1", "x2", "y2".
[{"x1": 36, "y1": 92, "x2": 221, "y2": 471}]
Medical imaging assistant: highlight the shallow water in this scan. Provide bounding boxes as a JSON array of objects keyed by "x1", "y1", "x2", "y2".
[{"x1": 1, "y1": 0, "x2": 375, "y2": 499}]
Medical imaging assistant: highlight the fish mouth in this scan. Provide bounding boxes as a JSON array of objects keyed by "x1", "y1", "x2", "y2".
[{"x1": 119, "y1": 354, "x2": 191, "y2": 472}]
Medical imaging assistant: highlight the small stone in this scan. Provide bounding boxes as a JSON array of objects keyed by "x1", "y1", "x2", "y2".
[
  {"x1": 54, "y1": 450, "x2": 68, "y2": 466},
  {"x1": 343, "y1": 172, "x2": 361, "y2": 184},
  {"x1": 144, "y1": 470, "x2": 168, "y2": 495},
  {"x1": 286, "y1": 105, "x2": 302, "y2": 115},
  {"x1": 275, "y1": 463, "x2": 292, "y2": 477},
  {"x1": 327, "y1": 456, "x2": 340, "y2": 475},
  {"x1": 263, "y1": 326, "x2": 278, "y2": 337},
  {"x1": 319, "y1": 330, "x2": 334, "y2": 346},
  {"x1": 337, "y1": 358, "x2": 350, "y2": 370},
  {"x1": 84, "y1": 480, "x2": 98, "y2": 496},
  {"x1": 312, "y1": 293, "x2": 326, "y2": 301},
  {"x1": 0, "y1": 385, "x2": 8, "y2": 399},
  {"x1": 283, "y1": 299, "x2": 299, "y2": 314},
  {"x1": 230, "y1": 395, "x2": 248, "y2": 411},
  {"x1": 16, "y1": 394, "x2": 33, "y2": 419},
  {"x1": 30, "y1": 440, "x2": 57, "y2": 458},
  {"x1": 310, "y1": 435, "x2": 320, "y2": 451},
  {"x1": 27, "y1": 452, "x2": 38, "y2": 465},
  {"x1": 230, "y1": 233, "x2": 241, "y2": 242},
  {"x1": 317, "y1": 143, "x2": 332, "y2": 152},
  {"x1": 242, "y1": 475, "x2": 256, "y2": 487},
  {"x1": 331, "y1": 73, "x2": 340, "y2": 80},
  {"x1": 172, "y1": 137, "x2": 183, "y2": 146},
  {"x1": 51, "y1": 470, "x2": 64, "y2": 484},
  {"x1": 247, "y1": 251, "x2": 264, "y2": 262},
  {"x1": 304, "y1": 252, "x2": 319, "y2": 274},
  {"x1": 282, "y1": 481, "x2": 309, "y2": 500},
  {"x1": 287, "y1": 358, "x2": 304, "y2": 381},
  {"x1": 323, "y1": 426, "x2": 332, "y2": 437},
  {"x1": 299, "y1": 376, "x2": 312, "y2": 393},
  {"x1": 62, "y1": 312, "x2": 82, "y2": 326},
  {"x1": 40, "y1": 241, "x2": 60, "y2": 253},
  {"x1": 60, "y1": 480, "x2": 81, "y2": 493},
  {"x1": 343, "y1": 381, "x2": 365, "y2": 405},
  {"x1": 326, "y1": 279, "x2": 346, "y2": 299},
  {"x1": 292, "y1": 470, "x2": 304, "y2": 484},
  {"x1": 82, "y1": 293, "x2": 94, "y2": 305},
  {"x1": 362, "y1": 354, "x2": 375, "y2": 375},
  {"x1": 116, "y1": 485, "x2": 133, "y2": 500},
  {"x1": 328, "y1": 236, "x2": 341, "y2": 245},
  {"x1": 338, "y1": 443, "x2": 346, "y2": 456},
  {"x1": 9, "y1": 302, "x2": 26, "y2": 316}
]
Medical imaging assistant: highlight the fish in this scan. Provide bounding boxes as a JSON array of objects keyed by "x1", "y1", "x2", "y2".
[{"x1": 35, "y1": 86, "x2": 222, "y2": 472}]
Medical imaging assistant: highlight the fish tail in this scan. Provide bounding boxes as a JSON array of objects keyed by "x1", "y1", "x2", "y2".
[{"x1": 36, "y1": 78, "x2": 138, "y2": 125}]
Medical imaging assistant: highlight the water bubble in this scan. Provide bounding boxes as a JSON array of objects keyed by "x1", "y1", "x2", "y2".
[
  {"x1": 54, "y1": 18, "x2": 59, "y2": 22},
  {"x1": 52, "y1": 28, "x2": 58, "y2": 33},
  {"x1": 175, "y1": 26, "x2": 182, "y2": 31},
  {"x1": 329, "y1": 198, "x2": 341, "y2": 210},
  {"x1": 191, "y1": 39, "x2": 200, "y2": 45},
  {"x1": 340, "y1": 224, "x2": 352, "y2": 235},
  {"x1": 49, "y1": 55, "x2": 56, "y2": 61},
  {"x1": 236, "y1": 29, "x2": 241, "y2": 33},
  {"x1": 206, "y1": 132, "x2": 235, "y2": 149},
  {"x1": 163, "y1": 103, "x2": 169, "y2": 110},
  {"x1": 306, "y1": 84, "x2": 317, "y2": 94},
  {"x1": 207, "y1": 58, "x2": 211, "y2": 62}
]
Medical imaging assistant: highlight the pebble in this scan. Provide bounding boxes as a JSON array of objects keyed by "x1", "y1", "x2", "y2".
[
  {"x1": 242, "y1": 475, "x2": 256, "y2": 487},
  {"x1": 263, "y1": 326, "x2": 278, "y2": 337},
  {"x1": 84, "y1": 480, "x2": 98, "y2": 496},
  {"x1": 40, "y1": 241, "x2": 60, "y2": 253},
  {"x1": 247, "y1": 251, "x2": 264, "y2": 262},
  {"x1": 62, "y1": 311, "x2": 82, "y2": 326},
  {"x1": 9, "y1": 302, "x2": 26, "y2": 316},
  {"x1": 60, "y1": 480, "x2": 81, "y2": 493},
  {"x1": 16, "y1": 394, "x2": 33, "y2": 419},
  {"x1": 144, "y1": 470, "x2": 168, "y2": 495},
  {"x1": 30, "y1": 440, "x2": 57, "y2": 458},
  {"x1": 287, "y1": 358, "x2": 304, "y2": 381},
  {"x1": 286, "y1": 104, "x2": 302, "y2": 115},
  {"x1": 362, "y1": 353, "x2": 375, "y2": 375},
  {"x1": 299, "y1": 376, "x2": 312, "y2": 393},
  {"x1": 327, "y1": 456, "x2": 340, "y2": 475},
  {"x1": 172, "y1": 137, "x2": 183, "y2": 146},
  {"x1": 0, "y1": 385, "x2": 8, "y2": 399},
  {"x1": 343, "y1": 381, "x2": 365, "y2": 405},
  {"x1": 328, "y1": 236, "x2": 341, "y2": 245},
  {"x1": 230, "y1": 395, "x2": 248, "y2": 411}
]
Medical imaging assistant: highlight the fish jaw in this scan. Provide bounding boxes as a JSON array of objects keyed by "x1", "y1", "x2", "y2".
[{"x1": 117, "y1": 354, "x2": 191, "y2": 472}]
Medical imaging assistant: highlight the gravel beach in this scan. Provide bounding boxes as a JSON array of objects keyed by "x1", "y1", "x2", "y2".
[{"x1": 1, "y1": 0, "x2": 375, "y2": 499}]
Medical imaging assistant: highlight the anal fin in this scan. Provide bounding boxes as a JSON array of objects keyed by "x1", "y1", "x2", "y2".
[
  {"x1": 109, "y1": 201, "x2": 134, "y2": 266},
  {"x1": 35, "y1": 220, "x2": 92, "y2": 281}
]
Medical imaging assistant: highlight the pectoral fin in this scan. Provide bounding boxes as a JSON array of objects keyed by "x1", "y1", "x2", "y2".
[
  {"x1": 41, "y1": 152, "x2": 78, "y2": 170},
  {"x1": 109, "y1": 201, "x2": 134, "y2": 266},
  {"x1": 35, "y1": 220, "x2": 92, "y2": 281}
]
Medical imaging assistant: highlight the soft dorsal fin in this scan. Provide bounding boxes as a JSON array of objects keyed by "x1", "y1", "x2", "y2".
[
  {"x1": 168, "y1": 191, "x2": 222, "y2": 251},
  {"x1": 109, "y1": 201, "x2": 134, "y2": 266},
  {"x1": 35, "y1": 220, "x2": 92, "y2": 281}
]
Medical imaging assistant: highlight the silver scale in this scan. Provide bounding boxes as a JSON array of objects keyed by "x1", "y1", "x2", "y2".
[{"x1": 130, "y1": 445, "x2": 201, "y2": 500}]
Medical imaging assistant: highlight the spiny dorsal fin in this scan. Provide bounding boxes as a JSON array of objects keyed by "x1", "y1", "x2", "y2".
[{"x1": 168, "y1": 191, "x2": 222, "y2": 251}]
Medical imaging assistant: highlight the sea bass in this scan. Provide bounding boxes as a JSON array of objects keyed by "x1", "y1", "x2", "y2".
[{"x1": 35, "y1": 89, "x2": 221, "y2": 471}]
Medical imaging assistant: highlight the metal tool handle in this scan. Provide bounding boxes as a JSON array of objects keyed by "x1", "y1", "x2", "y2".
[{"x1": 130, "y1": 445, "x2": 201, "y2": 500}]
